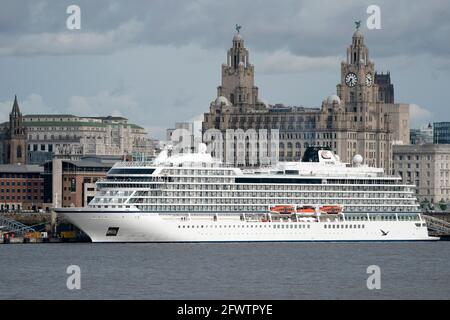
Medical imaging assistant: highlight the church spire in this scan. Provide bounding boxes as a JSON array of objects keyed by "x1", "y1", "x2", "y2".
[
  {"x1": 5, "y1": 94, "x2": 27, "y2": 164},
  {"x1": 9, "y1": 94, "x2": 24, "y2": 137},
  {"x1": 11, "y1": 94, "x2": 21, "y2": 116}
]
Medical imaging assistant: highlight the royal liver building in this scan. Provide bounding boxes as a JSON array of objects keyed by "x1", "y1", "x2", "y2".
[{"x1": 203, "y1": 25, "x2": 409, "y2": 172}]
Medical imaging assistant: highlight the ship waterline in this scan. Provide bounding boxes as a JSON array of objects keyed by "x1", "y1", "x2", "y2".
[
  {"x1": 56, "y1": 146, "x2": 438, "y2": 242},
  {"x1": 57, "y1": 210, "x2": 433, "y2": 242}
]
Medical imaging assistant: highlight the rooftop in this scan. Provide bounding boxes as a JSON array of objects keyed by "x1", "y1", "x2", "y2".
[
  {"x1": 393, "y1": 144, "x2": 450, "y2": 153},
  {"x1": 0, "y1": 164, "x2": 43, "y2": 174}
]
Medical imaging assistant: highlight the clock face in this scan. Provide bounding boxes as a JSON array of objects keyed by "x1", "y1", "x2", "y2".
[
  {"x1": 365, "y1": 73, "x2": 373, "y2": 87},
  {"x1": 345, "y1": 72, "x2": 358, "y2": 87}
]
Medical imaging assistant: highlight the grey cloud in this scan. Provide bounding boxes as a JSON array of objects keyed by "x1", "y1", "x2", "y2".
[{"x1": 1, "y1": 0, "x2": 449, "y2": 59}]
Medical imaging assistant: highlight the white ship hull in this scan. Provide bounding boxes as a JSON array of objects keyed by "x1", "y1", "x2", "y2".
[{"x1": 57, "y1": 209, "x2": 438, "y2": 242}]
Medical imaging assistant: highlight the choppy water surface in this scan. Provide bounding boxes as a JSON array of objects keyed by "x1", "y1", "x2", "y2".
[{"x1": 1, "y1": 242, "x2": 449, "y2": 299}]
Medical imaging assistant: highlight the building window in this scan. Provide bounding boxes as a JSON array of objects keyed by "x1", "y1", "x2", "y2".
[{"x1": 70, "y1": 178, "x2": 76, "y2": 192}]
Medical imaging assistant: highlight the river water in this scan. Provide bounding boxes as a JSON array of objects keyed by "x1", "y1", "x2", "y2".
[{"x1": 1, "y1": 242, "x2": 449, "y2": 299}]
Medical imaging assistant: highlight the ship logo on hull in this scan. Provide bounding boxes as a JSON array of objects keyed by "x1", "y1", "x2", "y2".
[{"x1": 106, "y1": 227, "x2": 120, "y2": 236}]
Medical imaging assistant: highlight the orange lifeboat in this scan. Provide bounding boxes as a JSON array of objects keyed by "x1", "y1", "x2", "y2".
[
  {"x1": 320, "y1": 205, "x2": 342, "y2": 215},
  {"x1": 270, "y1": 205, "x2": 295, "y2": 214},
  {"x1": 296, "y1": 206, "x2": 316, "y2": 214}
]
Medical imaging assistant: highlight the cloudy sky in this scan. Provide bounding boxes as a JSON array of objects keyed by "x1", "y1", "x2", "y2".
[{"x1": 1, "y1": 0, "x2": 449, "y2": 138}]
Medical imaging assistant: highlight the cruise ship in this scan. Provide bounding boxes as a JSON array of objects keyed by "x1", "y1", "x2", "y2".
[{"x1": 56, "y1": 145, "x2": 437, "y2": 242}]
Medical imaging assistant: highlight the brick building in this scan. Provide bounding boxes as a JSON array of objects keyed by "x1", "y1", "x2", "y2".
[
  {"x1": 43, "y1": 156, "x2": 119, "y2": 208},
  {"x1": 0, "y1": 164, "x2": 44, "y2": 212}
]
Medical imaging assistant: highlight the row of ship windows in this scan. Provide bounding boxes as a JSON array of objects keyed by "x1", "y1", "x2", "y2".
[
  {"x1": 177, "y1": 224, "x2": 312, "y2": 229},
  {"x1": 165, "y1": 184, "x2": 411, "y2": 191},
  {"x1": 172, "y1": 178, "x2": 235, "y2": 183},
  {"x1": 161, "y1": 169, "x2": 235, "y2": 176},
  {"x1": 345, "y1": 215, "x2": 420, "y2": 221},
  {"x1": 96, "y1": 184, "x2": 413, "y2": 194},
  {"x1": 132, "y1": 190, "x2": 413, "y2": 197},
  {"x1": 176, "y1": 224, "x2": 368, "y2": 230},
  {"x1": 98, "y1": 181, "x2": 411, "y2": 192},
  {"x1": 135, "y1": 193, "x2": 414, "y2": 199},
  {"x1": 125, "y1": 199, "x2": 415, "y2": 206},
  {"x1": 93, "y1": 205, "x2": 417, "y2": 212},
  {"x1": 169, "y1": 177, "x2": 400, "y2": 184},
  {"x1": 324, "y1": 224, "x2": 365, "y2": 229},
  {"x1": 170, "y1": 178, "x2": 398, "y2": 185}
]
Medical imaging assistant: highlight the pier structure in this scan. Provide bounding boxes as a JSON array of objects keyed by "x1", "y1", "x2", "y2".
[
  {"x1": 422, "y1": 215, "x2": 450, "y2": 237},
  {"x1": 0, "y1": 214, "x2": 36, "y2": 235}
]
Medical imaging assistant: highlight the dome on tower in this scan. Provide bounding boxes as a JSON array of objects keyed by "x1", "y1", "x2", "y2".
[
  {"x1": 215, "y1": 96, "x2": 231, "y2": 107},
  {"x1": 233, "y1": 33, "x2": 243, "y2": 41},
  {"x1": 353, "y1": 29, "x2": 363, "y2": 38},
  {"x1": 327, "y1": 94, "x2": 341, "y2": 105}
]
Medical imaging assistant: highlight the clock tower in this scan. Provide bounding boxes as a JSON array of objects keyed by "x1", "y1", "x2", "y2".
[
  {"x1": 334, "y1": 23, "x2": 392, "y2": 170},
  {"x1": 337, "y1": 24, "x2": 379, "y2": 107}
]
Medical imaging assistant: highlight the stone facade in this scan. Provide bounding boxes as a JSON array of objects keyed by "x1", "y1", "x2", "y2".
[
  {"x1": 203, "y1": 27, "x2": 409, "y2": 172},
  {"x1": 1, "y1": 97, "x2": 155, "y2": 165},
  {"x1": 386, "y1": 103, "x2": 410, "y2": 144},
  {"x1": 2, "y1": 96, "x2": 27, "y2": 165},
  {"x1": 393, "y1": 144, "x2": 450, "y2": 205},
  {"x1": 24, "y1": 115, "x2": 152, "y2": 163}
]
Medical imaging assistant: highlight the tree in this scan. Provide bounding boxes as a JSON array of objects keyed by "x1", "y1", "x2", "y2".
[
  {"x1": 420, "y1": 199, "x2": 430, "y2": 211},
  {"x1": 439, "y1": 199, "x2": 448, "y2": 211}
]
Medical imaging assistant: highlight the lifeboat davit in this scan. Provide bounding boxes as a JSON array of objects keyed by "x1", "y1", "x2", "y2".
[
  {"x1": 270, "y1": 205, "x2": 295, "y2": 214},
  {"x1": 320, "y1": 205, "x2": 342, "y2": 214}
]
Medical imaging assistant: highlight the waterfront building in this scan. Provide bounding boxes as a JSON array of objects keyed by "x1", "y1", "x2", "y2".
[
  {"x1": 411, "y1": 123, "x2": 433, "y2": 145},
  {"x1": 387, "y1": 103, "x2": 410, "y2": 145},
  {"x1": 393, "y1": 144, "x2": 450, "y2": 205},
  {"x1": 202, "y1": 25, "x2": 410, "y2": 171},
  {"x1": 1, "y1": 96, "x2": 156, "y2": 165},
  {"x1": 433, "y1": 122, "x2": 450, "y2": 144},
  {"x1": 24, "y1": 114, "x2": 153, "y2": 163},
  {"x1": 43, "y1": 156, "x2": 118, "y2": 208},
  {"x1": 0, "y1": 164, "x2": 44, "y2": 212}
]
